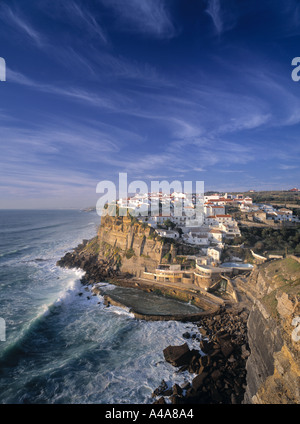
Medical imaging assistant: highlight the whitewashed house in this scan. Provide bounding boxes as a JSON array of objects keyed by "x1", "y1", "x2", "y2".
[
  {"x1": 205, "y1": 214, "x2": 233, "y2": 225},
  {"x1": 207, "y1": 247, "x2": 222, "y2": 264},
  {"x1": 155, "y1": 229, "x2": 180, "y2": 239},
  {"x1": 182, "y1": 231, "x2": 209, "y2": 245},
  {"x1": 204, "y1": 204, "x2": 225, "y2": 216},
  {"x1": 208, "y1": 228, "x2": 224, "y2": 243}
]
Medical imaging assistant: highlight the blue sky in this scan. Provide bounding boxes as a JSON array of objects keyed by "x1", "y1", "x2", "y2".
[{"x1": 0, "y1": 0, "x2": 300, "y2": 208}]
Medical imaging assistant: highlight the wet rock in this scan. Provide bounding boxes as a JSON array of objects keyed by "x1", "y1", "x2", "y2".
[
  {"x1": 181, "y1": 381, "x2": 191, "y2": 391},
  {"x1": 200, "y1": 339, "x2": 214, "y2": 354},
  {"x1": 171, "y1": 394, "x2": 183, "y2": 404},
  {"x1": 199, "y1": 327, "x2": 207, "y2": 337},
  {"x1": 163, "y1": 343, "x2": 193, "y2": 367},
  {"x1": 152, "y1": 380, "x2": 168, "y2": 397},
  {"x1": 156, "y1": 307, "x2": 250, "y2": 405},
  {"x1": 182, "y1": 332, "x2": 190, "y2": 339},
  {"x1": 192, "y1": 372, "x2": 208, "y2": 391},
  {"x1": 153, "y1": 397, "x2": 166, "y2": 404}
]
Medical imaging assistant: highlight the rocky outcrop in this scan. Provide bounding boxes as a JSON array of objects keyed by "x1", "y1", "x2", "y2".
[
  {"x1": 153, "y1": 256, "x2": 300, "y2": 405},
  {"x1": 56, "y1": 238, "x2": 119, "y2": 284},
  {"x1": 243, "y1": 256, "x2": 300, "y2": 404},
  {"x1": 97, "y1": 215, "x2": 200, "y2": 277},
  {"x1": 57, "y1": 215, "x2": 300, "y2": 404},
  {"x1": 152, "y1": 306, "x2": 249, "y2": 404}
]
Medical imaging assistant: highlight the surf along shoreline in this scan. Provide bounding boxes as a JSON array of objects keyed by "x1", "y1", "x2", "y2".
[
  {"x1": 56, "y1": 237, "x2": 223, "y2": 322},
  {"x1": 56, "y1": 237, "x2": 250, "y2": 404}
]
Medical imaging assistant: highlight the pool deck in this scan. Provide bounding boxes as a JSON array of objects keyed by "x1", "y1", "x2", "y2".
[{"x1": 92, "y1": 274, "x2": 228, "y2": 321}]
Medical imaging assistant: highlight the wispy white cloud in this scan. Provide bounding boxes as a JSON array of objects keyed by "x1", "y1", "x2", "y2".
[
  {"x1": 63, "y1": 1, "x2": 108, "y2": 44},
  {"x1": 92, "y1": 50, "x2": 170, "y2": 87},
  {"x1": 0, "y1": 3, "x2": 44, "y2": 46},
  {"x1": 278, "y1": 164, "x2": 298, "y2": 170},
  {"x1": 205, "y1": 0, "x2": 237, "y2": 35},
  {"x1": 206, "y1": 0, "x2": 223, "y2": 34},
  {"x1": 98, "y1": 0, "x2": 177, "y2": 38},
  {"x1": 7, "y1": 68, "x2": 124, "y2": 110}
]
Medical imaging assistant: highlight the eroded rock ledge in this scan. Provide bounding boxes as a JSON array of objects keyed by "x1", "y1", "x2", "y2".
[
  {"x1": 152, "y1": 306, "x2": 249, "y2": 404},
  {"x1": 56, "y1": 217, "x2": 300, "y2": 405}
]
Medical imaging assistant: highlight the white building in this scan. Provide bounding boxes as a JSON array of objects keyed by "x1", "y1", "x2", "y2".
[
  {"x1": 208, "y1": 228, "x2": 224, "y2": 243},
  {"x1": 207, "y1": 247, "x2": 222, "y2": 264},
  {"x1": 155, "y1": 229, "x2": 180, "y2": 239},
  {"x1": 204, "y1": 204, "x2": 225, "y2": 216},
  {"x1": 205, "y1": 214, "x2": 233, "y2": 225},
  {"x1": 182, "y1": 231, "x2": 209, "y2": 245},
  {"x1": 219, "y1": 223, "x2": 241, "y2": 238}
]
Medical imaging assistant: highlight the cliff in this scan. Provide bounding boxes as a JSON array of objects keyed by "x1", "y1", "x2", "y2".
[
  {"x1": 96, "y1": 214, "x2": 200, "y2": 277},
  {"x1": 57, "y1": 214, "x2": 300, "y2": 404},
  {"x1": 243, "y1": 256, "x2": 300, "y2": 404}
]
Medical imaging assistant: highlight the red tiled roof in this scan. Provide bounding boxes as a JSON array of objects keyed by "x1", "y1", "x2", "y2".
[{"x1": 206, "y1": 214, "x2": 231, "y2": 218}]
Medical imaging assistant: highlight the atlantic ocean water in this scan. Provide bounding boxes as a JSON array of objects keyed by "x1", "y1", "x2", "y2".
[{"x1": 0, "y1": 210, "x2": 201, "y2": 404}]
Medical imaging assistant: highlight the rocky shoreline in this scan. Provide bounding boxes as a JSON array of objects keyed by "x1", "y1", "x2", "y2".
[
  {"x1": 57, "y1": 240, "x2": 250, "y2": 404},
  {"x1": 56, "y1": 238, "x2": 119, "y2": 284},
  {"x1": 152, "y1": 306, "x2": 250, "y2": 404}
]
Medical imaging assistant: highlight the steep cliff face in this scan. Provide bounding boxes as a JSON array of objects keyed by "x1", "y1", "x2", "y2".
[
  {"x1": 243, "y1": 257, "x2": 300, "y2": 404},
  {"x1": 97, "y1": 215, "x2": 200, "y2": 277}
]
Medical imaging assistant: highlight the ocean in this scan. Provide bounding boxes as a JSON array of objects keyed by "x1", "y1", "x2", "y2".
[{"x1": 0, "y1": 209, "x2": 201, "y2": 404}]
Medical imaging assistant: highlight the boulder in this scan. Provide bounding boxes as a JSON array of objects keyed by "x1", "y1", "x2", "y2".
[
  {"x1": 163, "y1": 343, "x2": 193, "y2": 367},
  {"x1": 192, "y1": 371, "x2": 208, "y2": 391},
  {"x1": 219, "y1": 338, "x2": 234, "y2": 357},
  {"x1": 153, "y1": 397, "x2": 166, "y2": 404},
  {"x1": 172, "y1": 383, "x2": 183, "y2": 396}
]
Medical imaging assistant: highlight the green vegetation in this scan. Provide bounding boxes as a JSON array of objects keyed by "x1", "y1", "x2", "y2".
[
  {"x1": 125, "y1": 248, "x2": 135, "y2": 259},
  {"x1": 162, "y1": 219, "x2": 176, "y2": 230},
  {"x1": 237, "y1": 226, "x2": 300, "y2": 255},
  {"x1": 147, "y1": 232, "x2": 156, "y2": 240},
  {"x1": 250, "y1": 191, "x2": 300, "y2": 205},
  {"x1": 226, "y1": 190, "x2": 300, "y2": 206},
  {"x1": 163, "y1": 252, "x2": 172, "y2": 262},
  {"x1": 83, "y1": 237, "x2": 100, "y2": 255},
  {"x1": 129, "y1": 215, "x2": 138, "y2": 226}
]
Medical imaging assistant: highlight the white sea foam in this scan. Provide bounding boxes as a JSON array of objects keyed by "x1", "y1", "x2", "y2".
[
  {"x1": 107, "y1": 305, "x2": 135, "y2": 319},
  {"x1": 0, "y1": 211, "x2": 207, "y2": 404}
]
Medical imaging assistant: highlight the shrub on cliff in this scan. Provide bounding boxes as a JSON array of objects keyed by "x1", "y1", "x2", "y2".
[{"x1": 125, "y1": 248, "x2": 135, "y2": 259}]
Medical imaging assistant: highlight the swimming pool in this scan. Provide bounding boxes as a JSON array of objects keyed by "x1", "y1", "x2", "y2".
[{"x1": 221, "y1": 262, "x2": 253, "y2": 268}]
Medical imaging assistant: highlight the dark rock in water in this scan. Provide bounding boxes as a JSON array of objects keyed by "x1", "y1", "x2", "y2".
[
  {"x1": 156, "y1": 308, "x2": 250, "y2": 405},
  {"x1": 172, "y1": 383, "x2": 183, "y2": 396},
  {"x1": 56, "y1": 241, "x2": 119, "y2": 285},
  {"x1": 182, "y1": 332, "x2": 190, "y2": 339},
  {"x1": 181, "y1": 381, "x2": 191, "y2": 391},
  {"x1": 153, "y1": 384, "x2": 172, "y2": 399},
  {"x1": 169, "y1": 394, "x2": 181, "y2": 404},
  {"x1": 163, "y1": 343, "x2": 193, "y2": 367},
  {"x1": 200, "y1": 339, "x2": 214, "y2": 354},
  {"x1": 153, "y1": 397, "x2": 166, "y2": 404}
]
